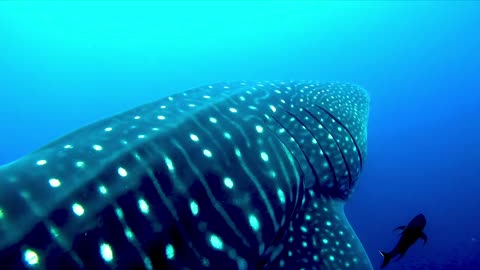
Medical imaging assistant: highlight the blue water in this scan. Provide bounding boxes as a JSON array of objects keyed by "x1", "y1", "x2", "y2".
[{"x1": 1, "y1": 2, "x2": 479, "y2": 269}]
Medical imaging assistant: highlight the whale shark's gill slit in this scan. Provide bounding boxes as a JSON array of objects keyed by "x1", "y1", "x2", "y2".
[
  {"x1": 267, "y1": 114, "x2": 309, "y2": 212},
  {"x1": 284, "y1": 110, "x2": 341, "y2": 191},
  {"x1": 262, "y1": 116, "x2": 305, "y2": 223},
  {"x1": 315, "y1": 105, "x2": 363, "y2": 169},
  {"x1": 290, "y1": 107, "x2": 339, "y2": 191},
  {"x1": 270, "y1": 113, "x2": 319, "y2": 187},
  {"x1": 263, "y1": 120, "x2": 303, "y2": 180},
  {"x1": 301, "y1": 106, "x2": 353, "y2": 189}
]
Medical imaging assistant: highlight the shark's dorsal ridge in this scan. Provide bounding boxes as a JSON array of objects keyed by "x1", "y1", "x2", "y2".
[{"x1": 0, "y1": 81, "x2": 372, "y2": 269}]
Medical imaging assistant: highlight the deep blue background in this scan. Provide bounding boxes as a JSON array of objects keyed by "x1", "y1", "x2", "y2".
[{"x1": 1, "y1": 2, "x2": 479, "y2": 269}]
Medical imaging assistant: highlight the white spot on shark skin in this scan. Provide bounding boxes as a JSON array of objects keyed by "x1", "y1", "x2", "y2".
[
  {"x1": 48, "y1": 178, "x2": 61, "y2": 188},
  {"x1": 260, "y1": 152, "x2": 269, "y2": 162},
  {"x1": 229, "y1": 108, "x2": 238, "y2": 113},
  {"x1": 248, "y1": 215, "x2": 260, "y2": 231},
  {"x1": 277, "y1": 189, "x2": 286, "y2": 204},
  {"x1": 72, "y1": 203, "x2": 85, "y2": 216},
  {"x1": 118, "y1": 167, "x2": 128, "y2": 177},
  {"x1": 36, "y1": 160, "x2": 47, "y2": 166},
  {"x1": 209, "y1": 117, "x2": 217, "y2": 123},
  {"x1": 98, "y1": 185, "x2": 108, "y2": 195},
  {"x1": 234, "y1": 148, "x2": 242, "y2": 157},
  {"x1": 100, "y1": 242, "x2": 114, "y2": 263},
  {"x1": 255, "y1": 125, "x2": 264, "y2": 133},
  {"x1": 134, "y1": 116, "x2": 141, "y2": 120},
  {"x1": 124, "y1": 228, "x2": 134, "y2": 240},
  {"x1": 165, "y1": 244, "x2": 175, "y2": 260},
  {"x1": 104, "y1": 127, "x2": 113, "y2": 132},
  {"x1": 203, "y1": 149, "x2": 213, "y2": 158},
  {"x1": 224, "y1": 177, "x2": 234, "y2": 189},
  {"x1": 165, "y1": 157, "x2": 175, "y2": 172},
  {"x1": 93, "y1": 144, "x2": 103, "y2": 151},
  {"x1": 190, "y1": 134, "x2": 199, "y2": 142},
  {"x1": 115, "y1": 207, "x2": 124, "y2": 219},
  {"x1": 203, "y1": 95, "x2": 211, "y2": 99},
  {"x1": 64, "y1": 144, "x2": 73, "y2": 149},
  {"x1": 209, "y1": 234, "x2": 224, "y2": 250},
  {"x1": 23, "y1": 249, "x2": 39, "y2": 266},
  {"x1": 138, "y1": 198, "x2": 150, "y2": 215},
  {"x1": 269, "y1": 105, "x2": 277, "y2": 112},
  {"x1": 190, "y1": 200, "x2": 199, "y2": 216},
  {"x1": 157, "y1": 115, "x2": 166, "y2": 120},
  {"x1": 76, "y1": 161, "x2": 86, "y2": 168}
]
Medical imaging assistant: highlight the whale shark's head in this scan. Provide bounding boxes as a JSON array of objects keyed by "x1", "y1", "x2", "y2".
[
  {"x1": 263, "y1": 82, "x2": 369, "y2": 199},
  {"x1": 0, "y1": 81, "x2": 372, "y2": 270}
]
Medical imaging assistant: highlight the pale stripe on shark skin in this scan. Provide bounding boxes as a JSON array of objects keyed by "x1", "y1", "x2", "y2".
[
  {"x1": 169, "y1": 138, "x2": 252, "y2": 249},
  {"x1": 0, "y1": 81, "x2": 371, "y2": 270}
]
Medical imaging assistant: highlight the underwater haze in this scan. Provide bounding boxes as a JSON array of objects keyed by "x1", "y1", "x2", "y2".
[{"x1": 1, "y1": 1, "x2": 479, "y2": 269}]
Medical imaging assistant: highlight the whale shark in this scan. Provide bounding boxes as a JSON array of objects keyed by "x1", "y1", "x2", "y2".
[{"x1": 0, "y1": 81, "x2": 372, "y2": 270}]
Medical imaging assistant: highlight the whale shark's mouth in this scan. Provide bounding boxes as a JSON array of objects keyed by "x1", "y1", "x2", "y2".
[{"x1": 0, "y1": 81, "x2": 371, "y2": 270}]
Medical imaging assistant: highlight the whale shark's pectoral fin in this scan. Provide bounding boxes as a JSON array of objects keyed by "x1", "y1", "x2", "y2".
[
  {"x1": 420, "y1": 232, "x2": 428, "y2": 245},
  {"x1": 393, "y1": 225, "x2": 406, "y2": 233},
  {"x1": 268, "y1": 197, "x2": 373, "y2": 270}
]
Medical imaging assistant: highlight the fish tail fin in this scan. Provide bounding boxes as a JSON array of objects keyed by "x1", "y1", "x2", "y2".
[{"x1": 379, "y1": 250, "x2": 392, "y2": 268}]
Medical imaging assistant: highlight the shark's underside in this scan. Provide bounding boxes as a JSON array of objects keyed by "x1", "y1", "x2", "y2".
[{"x1": 0, "y1": 81, "x2": 372, "y2": 270}]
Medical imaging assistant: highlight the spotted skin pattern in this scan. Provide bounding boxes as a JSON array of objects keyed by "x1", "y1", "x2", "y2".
[{"x1": 0, "y1": 81, "x2": 372, "y2": 270}]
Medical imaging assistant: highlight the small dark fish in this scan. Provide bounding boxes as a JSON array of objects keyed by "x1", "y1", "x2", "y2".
[{"x1": 379, "y1": 213, "x2": 428, "y2": 268}]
